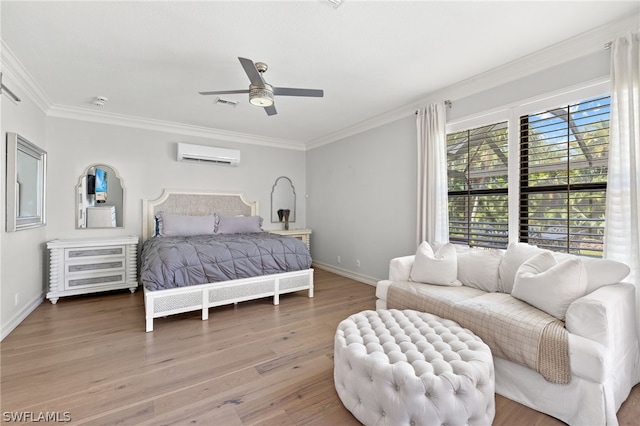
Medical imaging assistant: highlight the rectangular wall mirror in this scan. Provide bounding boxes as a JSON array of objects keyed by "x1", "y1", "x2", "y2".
[{"x1": 5, "y1": 132, "x2": 47, "y2": 232}]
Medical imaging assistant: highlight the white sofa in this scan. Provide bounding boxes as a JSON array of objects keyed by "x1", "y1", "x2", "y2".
[{"x1": 376, "y1": 242, "x2": 640, "y2": 426}]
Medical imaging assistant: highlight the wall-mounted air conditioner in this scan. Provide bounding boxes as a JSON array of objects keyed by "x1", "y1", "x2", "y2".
[{"x1": 177, "y1": 143, "x2": 240, "y2": 166}]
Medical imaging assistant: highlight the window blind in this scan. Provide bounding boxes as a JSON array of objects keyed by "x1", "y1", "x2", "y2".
[
  {"x1": 447, "y1": 122, "x2": 508, "y2": 249},
  {"x1": 519, "y1": 96, "x2": 610, "y2": 256}
]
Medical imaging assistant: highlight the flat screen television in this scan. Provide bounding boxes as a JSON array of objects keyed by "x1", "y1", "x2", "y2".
[{"x1": 95, "y1": 168, "x2": 108, "y2": 203}]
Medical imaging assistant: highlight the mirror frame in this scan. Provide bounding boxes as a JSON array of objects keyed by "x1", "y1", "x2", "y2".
[
  {"x1": 270, "y1": 176, "x2": 296, "y2": 223},
  {"x1": 6, "y1": 132, "x2": 47, "y2": 232},
  {"x1": 76, "y1": 164, "x2": 125, "y2": 229}
]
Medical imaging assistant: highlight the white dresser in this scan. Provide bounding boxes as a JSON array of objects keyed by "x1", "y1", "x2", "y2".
[{"x1": 46, "y1": 236, "x2": 139, "y2": 304}]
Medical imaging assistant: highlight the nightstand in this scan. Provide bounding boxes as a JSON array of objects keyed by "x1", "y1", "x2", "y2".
[{"x1": 271, "y1": 228, "x2": 312, "y2": 251}]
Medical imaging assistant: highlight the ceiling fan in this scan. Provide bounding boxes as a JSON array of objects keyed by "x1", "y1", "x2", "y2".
[{"x1": 199, "y1": 57, "x2": 324, "y2": 116}]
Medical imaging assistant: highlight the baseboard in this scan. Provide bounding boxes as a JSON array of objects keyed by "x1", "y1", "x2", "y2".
[
  {"x1": 312, "y1": 261, "x2": 379, "y2": 287},
  {"x1": 1, "y1": 293, "x2": 44, "y2": 341}
]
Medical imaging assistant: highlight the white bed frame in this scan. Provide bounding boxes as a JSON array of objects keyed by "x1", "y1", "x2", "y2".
[{"x1": 141, "y1": 189, "x2": 314, "y2": 332}]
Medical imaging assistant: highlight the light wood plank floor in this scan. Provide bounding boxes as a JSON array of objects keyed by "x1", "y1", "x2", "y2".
[{"x1": 2, "y1": 268, "x2": 638, "y2": 425}]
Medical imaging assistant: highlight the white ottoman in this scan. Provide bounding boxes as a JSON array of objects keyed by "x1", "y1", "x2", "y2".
[{"x1": 334, "y1": 309, "x2": 495, "y2": 426}]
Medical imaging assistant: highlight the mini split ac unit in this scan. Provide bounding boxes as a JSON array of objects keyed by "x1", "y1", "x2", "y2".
[{"x1": 177, "y1": 143, "x2": 240, "y2": 166}]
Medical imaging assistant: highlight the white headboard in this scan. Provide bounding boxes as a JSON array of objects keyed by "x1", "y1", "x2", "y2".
[{"x1": 142, "y1": 189, "x2": 257, "y2": 241}]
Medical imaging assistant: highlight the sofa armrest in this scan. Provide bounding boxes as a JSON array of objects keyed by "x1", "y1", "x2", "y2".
[
  {"x1": 566, "y1": 282, "x2": 636, "y2": 348},
  {"x1": 389, "y1": 255, "x2": 415, "y2": 281}
]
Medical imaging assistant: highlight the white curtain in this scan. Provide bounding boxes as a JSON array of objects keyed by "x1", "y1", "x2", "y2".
[
  {"x1": 416, "y1": 102, "x2": 449, "y2": 247},
  {"x1": 604, "y1": 32, "x2": 640, "y2": 334}
]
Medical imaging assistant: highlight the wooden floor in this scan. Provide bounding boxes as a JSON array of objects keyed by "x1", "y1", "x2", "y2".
[{"x1": 1, "y1": 268, "x2": 639, "y2": 425}]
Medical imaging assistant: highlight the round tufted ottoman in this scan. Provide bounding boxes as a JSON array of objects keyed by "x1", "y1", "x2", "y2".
[{"x1": 334, "y1": 309, "x2": 495, "y2": 426}]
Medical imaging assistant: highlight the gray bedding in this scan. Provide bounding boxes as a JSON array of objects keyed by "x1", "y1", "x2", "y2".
[{"x1": 140, "y1": 232, "x2": 312, "y2": 290}]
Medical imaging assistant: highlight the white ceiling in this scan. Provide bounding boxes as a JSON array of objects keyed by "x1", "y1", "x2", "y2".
[{"x1": 2, "y1": 1, "x2": 639, "y2": 149}]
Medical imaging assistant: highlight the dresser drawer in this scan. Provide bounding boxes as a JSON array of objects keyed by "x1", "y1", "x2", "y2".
[
  {"x1": 65, "y1": 245, "x2": 125, "y2": 261},
  {"x1": 64, "y1": 272, "x2": 126, "y2": 290},
  {"x1": 65, "y1": 259, "x2": 125, "y2": 275}
]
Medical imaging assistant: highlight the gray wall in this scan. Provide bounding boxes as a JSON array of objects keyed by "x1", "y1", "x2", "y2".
[
  {"x1": 45, "y1": 118, "x2": 307, "y2": 240},
  {"x1": 307, "y1": 116, "x2": 416, "y2": 282},
  {"x1": 1, "y1": 79, "x2": 48, "y2": 339}
]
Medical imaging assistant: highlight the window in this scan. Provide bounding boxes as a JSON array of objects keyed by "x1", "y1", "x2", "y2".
[
  {"x1": 519, "y1": 96, "x2": 610, "y2": 256},
  {"x1": 447, "y1": 122, "x2": 509, "y2": 249}
]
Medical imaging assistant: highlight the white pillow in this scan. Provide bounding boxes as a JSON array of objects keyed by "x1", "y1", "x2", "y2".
[
  {"x1": 512, "y1": 252, "x2": 588, "y2": 320},
  {"x1": 457, "y1": 248, "x2": 504, "y2": 292},
  {"x1": 498, "y1": 243, "x2": 547, "y2": 293},
  {"x1": 551, "y1": 252, "x2": 630, "y2": 293},
  {"x1": 410, "y1": 242, "x2": 461, "y2": 286}
]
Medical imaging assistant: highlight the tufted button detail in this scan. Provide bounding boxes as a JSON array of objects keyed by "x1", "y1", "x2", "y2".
[
  {"x1": 410, "y1": 421, "x2": 416, "y2": 426},
  {"x1": 381, "y1": 411, "x2": 386, "y2": 416}
]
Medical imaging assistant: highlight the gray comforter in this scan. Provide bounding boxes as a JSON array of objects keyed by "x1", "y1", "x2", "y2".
[{"x1": 140, "y1": 232, "x2": 312, "y2": 290}]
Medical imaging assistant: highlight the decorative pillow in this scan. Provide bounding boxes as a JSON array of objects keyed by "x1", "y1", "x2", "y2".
[
  {"x1": 409, "y1": 242, "x2": 461, "y2": 286},
  {"x1": 457, "y1": 248, "x2": 504, "y2": 292},
  {"x1": 498, "y1": 243, "x2": 547, "y2": 293},
  {"x1": 156, "y1": 212, "x2": 216, "y2": 237},
  {"x1": 512, "y1": 252, "x2": 588, "y2": 320},
  {"x1": 551, "y1": 252, "x2": 630, "y2": 294},
  {"x1": 215, "y1": 214, "x2": 263, "y2": 234}
]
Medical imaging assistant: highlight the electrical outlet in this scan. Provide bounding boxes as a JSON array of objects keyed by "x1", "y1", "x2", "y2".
[
  {"x1": 356, "y1": 259, "x2": 361, "y2": 268},
  {"x1": 337, "y1": 256, "x2": 341, "y2": 264},
  {"x1": 14, "y1": 293, "x2": 19, "y2": 306}
]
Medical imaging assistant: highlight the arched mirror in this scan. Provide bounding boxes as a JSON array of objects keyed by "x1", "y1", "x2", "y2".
[
  {"x1": 271, "y1": 176, "x2": 296, "y2": 225},
  {"x1": 76, "y1": 164, "x2": 124, "y2": 228}
]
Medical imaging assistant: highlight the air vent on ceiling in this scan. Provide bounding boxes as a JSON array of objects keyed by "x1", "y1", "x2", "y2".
[
  {"x1": 323, "y1": 0, "x2": 344, "y2": 8},
  {"x1": 214, "y1": 97, "x2": 239, "y2": 108}
]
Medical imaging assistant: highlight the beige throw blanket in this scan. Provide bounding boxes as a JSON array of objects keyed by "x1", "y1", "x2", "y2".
[{"x1": 387, "y1": 282, "x2": 571, "y2": 384}]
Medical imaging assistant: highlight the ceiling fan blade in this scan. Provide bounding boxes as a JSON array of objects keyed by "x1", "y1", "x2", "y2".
[
  {"x1": 273, "y1": 87, "x2": 324, "y2": 97},
  {"x1": 199, "y1": 89, "x2": 250, "y2": 95},
  {"x1": 238, "y1": 57, "x2": 265, "y2": 87},
  {"x1": 264, "y1": 105, "x2": 277, "y2": 116}
]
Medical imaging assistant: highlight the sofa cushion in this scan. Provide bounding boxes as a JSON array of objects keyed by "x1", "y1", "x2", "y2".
[
  {"x1": 499, "y1": 243, "x2": 547, "y2": 293},
  {"x1": 551, "y1": 252, "x2": 630, "y2": 293},
  {"x1": 457, "y1": 248, "x2": 504, "y2": 292},
  {"x1": 410, "y1": 242, "x2": 461, "y2": 286},
  {"x1": 512, "y1": 252, "x2": 588, "y2": 320}
]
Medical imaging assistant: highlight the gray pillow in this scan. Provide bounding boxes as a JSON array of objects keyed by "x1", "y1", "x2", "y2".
[
  {"x1": 156, "y1": 212, "x2": 216, "y2": 237},
  {"x1": 215, "y1": 214, "x2": 263, "y2": 234}
]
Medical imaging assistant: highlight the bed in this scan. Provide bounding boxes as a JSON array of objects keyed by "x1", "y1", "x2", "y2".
[{"x1": 140, "y1": 189, "x2": 314, "y2": 332}]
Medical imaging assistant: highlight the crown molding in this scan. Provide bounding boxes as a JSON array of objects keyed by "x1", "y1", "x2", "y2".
[
  {"x1": 306, "y1": 13, "x2": 639, "y2": 150},
  {"x1": 2, "y1": 41, "x2": 305, "y2": 151},
  {"x1": 47, "y1": 104, "x2": 307, "y2": 151},
  {"x1": 1, "y1": 40, "x2": 52, "y2": 113}
]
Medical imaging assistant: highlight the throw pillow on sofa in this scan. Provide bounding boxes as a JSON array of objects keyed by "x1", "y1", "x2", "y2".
[
  {"x1": 410, "y1": 242, "x2": 461, "y2": 286},
  {"x1": 551, "y1": 252, "x2": 630, "y2": 294},
  {"x1": 512, "y1": 251, "x2": 588, "y2": 320},
  {"x1": 457, "y1": 248, "x2": 504, "y2": 292},
  {"x1": 499, "y1": 242, "x2": 548, "y2": 293}
]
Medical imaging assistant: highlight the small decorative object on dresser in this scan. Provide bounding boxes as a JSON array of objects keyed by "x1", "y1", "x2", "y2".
[
  {"x1": 46, "y1": 236, "x2": 139, "y2": 304},
  {"x1": 270, "y1": 228, "x2": 311, "y2": 252}
]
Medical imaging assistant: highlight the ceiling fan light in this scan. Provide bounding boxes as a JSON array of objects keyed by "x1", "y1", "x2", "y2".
[{"x1": 249, "y1": 86, "x2": 274, "y2": 107}]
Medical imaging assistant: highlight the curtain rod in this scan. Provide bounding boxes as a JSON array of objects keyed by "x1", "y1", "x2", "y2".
[
  {"x1": 415, "y1": 100, "x2": 451, "y2": 114},
  {"x1": 0, "y1": 73, "x2": 21, "y2": 102}
]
